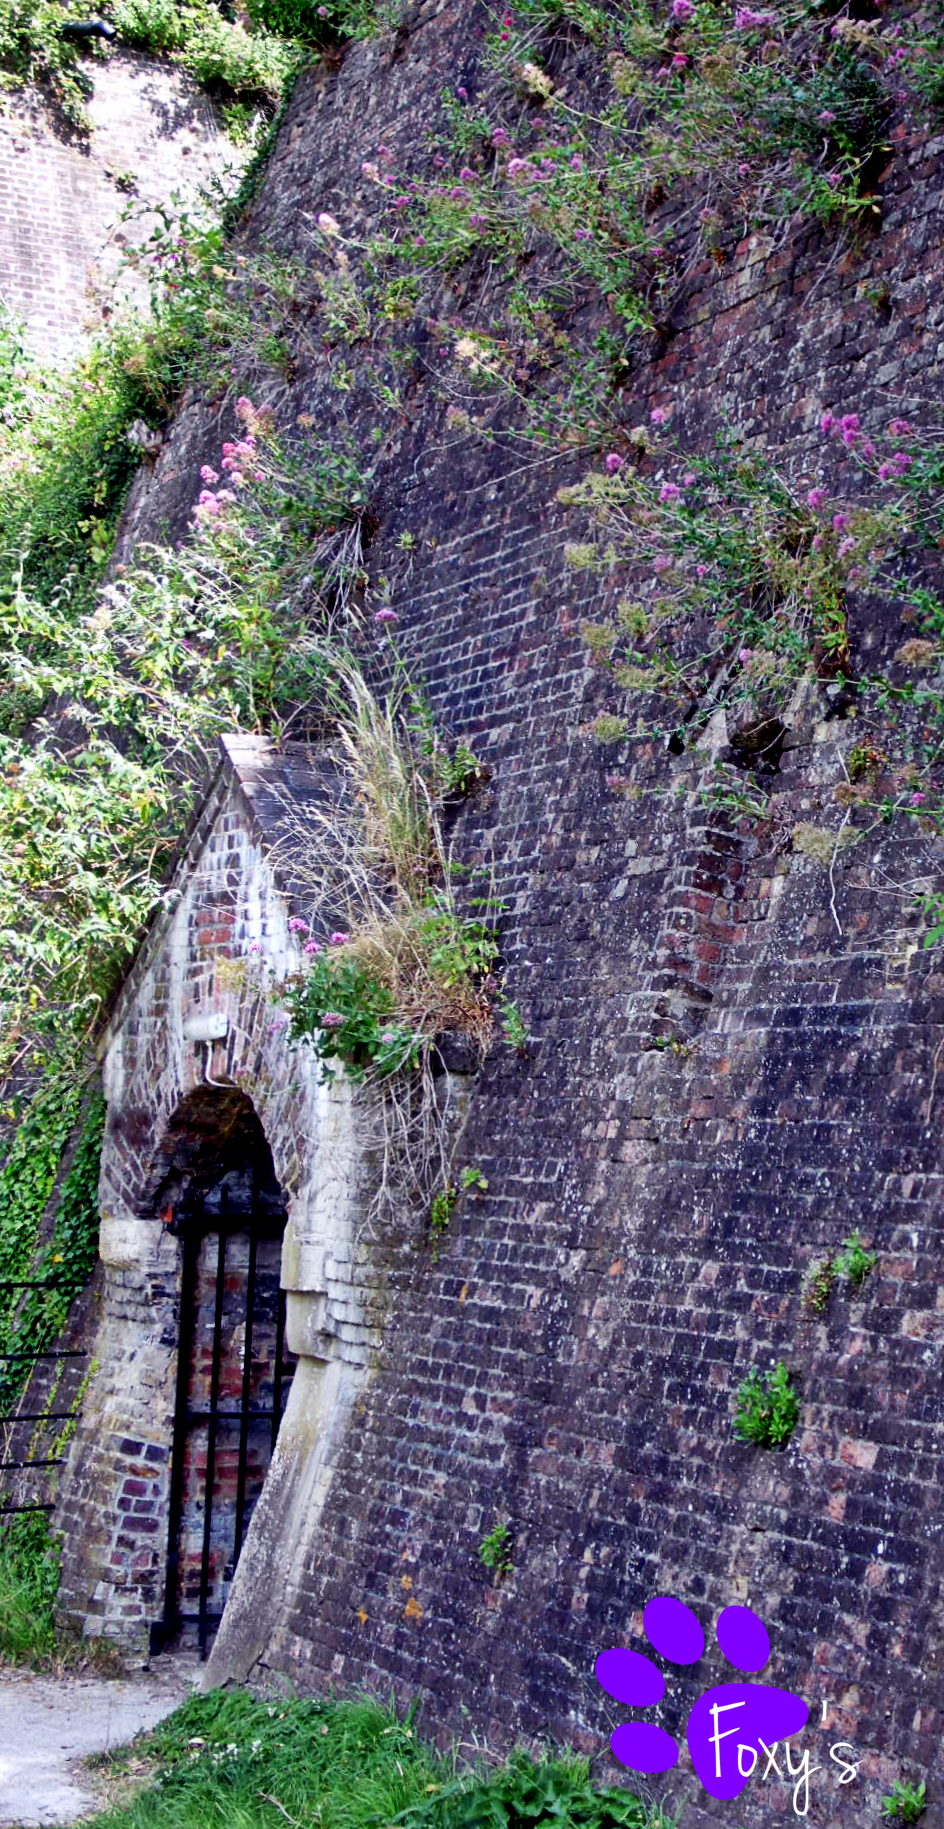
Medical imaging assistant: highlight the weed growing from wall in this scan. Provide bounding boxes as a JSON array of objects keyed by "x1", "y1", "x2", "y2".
[
  {"x1": 479, "y1": 1519, "x2": 514, "y2": 1578},
  {"x1": 881, "y1": 1778, "x2": 928, "y2": 1823},
  {"x1": 732, "y1": 1361, "x2": 800, "y2": 1448}
]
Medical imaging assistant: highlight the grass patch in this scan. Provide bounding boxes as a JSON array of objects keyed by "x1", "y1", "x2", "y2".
[
  {"x1": 0, "y1": 1513, "x2": 120, "y2": 1670},
  {"x1": 83, "y1": 1689, "x2": 668, "y2": 1829}
]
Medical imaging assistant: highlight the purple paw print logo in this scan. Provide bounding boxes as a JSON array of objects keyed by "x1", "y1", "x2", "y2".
[{"x1": 596, "y1": 1596, "x2": 808, "y2": 1803}]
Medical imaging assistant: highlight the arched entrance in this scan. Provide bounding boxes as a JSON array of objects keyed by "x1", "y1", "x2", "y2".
[{"x1": 150, "y1": 1096, "x2": 295, "y2": 1656}]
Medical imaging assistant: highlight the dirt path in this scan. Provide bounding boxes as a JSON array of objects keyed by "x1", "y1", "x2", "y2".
[{"x1": 0, "y1": 1663, "x2": 195, "y2": 1826}]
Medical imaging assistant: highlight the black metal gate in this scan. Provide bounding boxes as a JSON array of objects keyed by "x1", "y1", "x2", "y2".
[{"x1": 152, "y1": 1169, "x2": 294, "y2": 1657}]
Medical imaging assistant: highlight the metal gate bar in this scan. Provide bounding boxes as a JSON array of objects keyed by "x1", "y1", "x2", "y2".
[
  {"x1": 151, "y1": 1210, "x2": 198, "y2": 1657},
  {"x1": 197, "y1": 1194, "x2": 229, "y2": 1660},
  {"x1": 232, "y1": 1169, "x2": 258, "y2": 1571}
]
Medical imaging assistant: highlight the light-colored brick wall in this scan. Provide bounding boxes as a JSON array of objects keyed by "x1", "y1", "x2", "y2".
[{"x1": 0, "y1": 50, "x2": 242, "y2": 360}]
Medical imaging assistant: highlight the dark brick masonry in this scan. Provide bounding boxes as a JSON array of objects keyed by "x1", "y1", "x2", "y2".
[{"x1": 59, "y1": 3, "x2": 944, "y2": 1821}]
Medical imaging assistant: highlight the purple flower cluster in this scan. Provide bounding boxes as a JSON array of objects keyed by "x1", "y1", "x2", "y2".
[{"x1": 191, "y1": 399, "x2": 264, "y2": 527}]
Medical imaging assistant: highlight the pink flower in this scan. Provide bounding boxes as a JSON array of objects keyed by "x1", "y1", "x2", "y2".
[
  {"x1": 739, "y1": 647, "x2": 754, "y2": 663},
  {"x1": 652, "y1": 554, "x2": 672, "y2": 573},
  {"x1": 911, "y1": 792, "x2": 926, "y2": 805},
  {"x1": 672, "y1": 51, "x2": 689, "y2": 66},
  {"x1": 235, "y1": 396, "x2": 254, "y2": 420},
  {"x1": 888, "y1": 419, "x2": 912, "y2": 437},
  {"x1": 891, "y1": 451, "x2": 913, "y2": 472},
  {"x1": 198, "y1": 489, "x2": 219, "y2": 509},
  {"x1": 806, "y1": 487, "x2": 827, "y2": 509},
  {"x1": 832, "y1": 513, "x2": 848, "y2": 531},
  {"x1": 248, "y1": 940, "x2": 261, "y2": 953},
  {"x1": 605, "y1": 453, "x2": 624, "y2": 474},
  {"x1": 683, "y1": 472, "x2": 696, "y2": 486},
  {"x1": 456, "y1": 85, "x2": 468, "y2": 101},
  {"x1": 304, "y1": 939, "x2": 322, "y2": 954},
  {"x1": 734, "y1": 6, "x2": 772, "y2": 27},
  {"x1": 200, "y1": 464, "x2": 219, "y2": 485},
  {"x1": 222, "y1": 441, "x2": 237, "y2": 457},
  {"x1": 374, "y1": 608, "x2": 398, "y2": 623},
  {"x1": 570, "y1": 154, "x2": 583, "y2": 172},
  {"x1": 574, "y1": 227, "x2": 593, "y2": 240},
  {"x1": 650, "y1": 406, "x2": 670, "y2": 426},
  {"x1": 254, "y1": 470, "x2": 265, "y2": 481},
  {"x1": 820, "y1": 411, "x2": 835, "y2": 435},
  {"x1": 321, "y1": 1012, "x2": 344, "y2": 1028},
  {"x1": 288, "y1": 917, "x2": 308, "y2": 932},
  {"x1": 840, "y1": 413, "x2": 860, "y2": 446},
  {"x1": 827, "y1": 172, "x2": 842, "y2": 190},
  {"x1": 838, "y1": 537, "x2": 857, "y2": 560},
  {"x1": 878, "y1": 461, "x2": 894, "y2": 481},
  {"x1": 459, "y1": 166, "x2": 476, "y2": 180},
  {"x1": 393, "y1": 195, "x2": 410, "y2": 209},
  {"x1": 817, "y1": 109, "x2": 835, "y2": 124},
  {"x1": 329, "y1": 931, "x2": 349, "y2": 945},
  {"x1": 672, "y1": 0, "x2": 695, "y2": 15},
  {"x1": 696, "y1": 563, "x2": 708, "y2": 577},
  {"x1": 659, "y1": 481, "x2": 681, "y2": 502},
  {"x1": 492, "y1": 127, "x2": 511, "y2": 147}
]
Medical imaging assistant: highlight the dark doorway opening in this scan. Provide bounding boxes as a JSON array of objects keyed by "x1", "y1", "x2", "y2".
[{"x1": 151, "y1": 1112, "x2": 295, "y2": 1657}]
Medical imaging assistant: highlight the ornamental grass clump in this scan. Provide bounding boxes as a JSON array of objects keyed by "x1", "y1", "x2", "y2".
[{"x1": 279, "y1": 659, "x2": 497, "y2": 1224}]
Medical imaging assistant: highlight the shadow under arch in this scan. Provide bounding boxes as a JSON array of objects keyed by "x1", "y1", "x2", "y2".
[{"x1": 148, "y1": 1086, "x2": 296, "y2": 1658}]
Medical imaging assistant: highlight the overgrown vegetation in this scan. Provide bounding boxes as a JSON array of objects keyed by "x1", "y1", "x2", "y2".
[
  {"x1": 279, "y1": 654, "x2": 499, "y2": 1224},
  {"x1": 80, "y1": 1690, "x2": 666, "y2": 1829},
  {"x1": 0, "y1": 0, "x2": 399, "y2": 132},
  {"x1": 732, "y1": 1359, "x2": 800, "y2": 1448}
]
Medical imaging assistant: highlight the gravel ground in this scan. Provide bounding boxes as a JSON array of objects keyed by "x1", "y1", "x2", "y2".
[{"x1": 0, "y1": 1661, "x2": 196, "y2": 1826}]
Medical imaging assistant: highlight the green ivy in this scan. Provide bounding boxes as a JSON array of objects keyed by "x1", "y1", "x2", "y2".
[
  {"x1": 0, "y1": 1083, "x2": 104, "y2": 1410},
  {"x1": 0, "y1": 1071, "x2": 84, "y2": 1329}
]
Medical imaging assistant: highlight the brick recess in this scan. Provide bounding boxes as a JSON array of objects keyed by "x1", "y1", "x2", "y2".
[
  {"x1": 0, "y1": 50, "x2": 241, "y2": 359},
  {"x1": 57, "y1": 2, "x2": 944, "y2": 1821}
]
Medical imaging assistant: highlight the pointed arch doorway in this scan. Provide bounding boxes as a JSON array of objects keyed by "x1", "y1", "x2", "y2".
[{"x1": 150, "y1": 1098, "x2": 296, "y2": 1657}]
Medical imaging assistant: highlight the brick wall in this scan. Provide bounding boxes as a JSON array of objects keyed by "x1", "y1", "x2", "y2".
[
  {"x1": 0, "y1": 50, "x2": 240, "y2": 359},
  {"x1": 56, "y1": 3, "x2": 944, "y2": 1821}
]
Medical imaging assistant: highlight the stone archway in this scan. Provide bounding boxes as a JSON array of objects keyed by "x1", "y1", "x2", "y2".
[{"x1": 53, "y1": 739, "x2": 384, "y2": 1661}]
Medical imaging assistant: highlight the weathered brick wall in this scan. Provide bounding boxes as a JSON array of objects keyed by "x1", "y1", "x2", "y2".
[
  {"x1": 0, "y1": 50, "x2": 239, "y2": 358},
  {"x1": 59, "y1": 3, "x2": 944, "y2": 1821}
]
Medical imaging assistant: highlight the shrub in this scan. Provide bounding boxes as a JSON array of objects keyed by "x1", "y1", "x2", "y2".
[{"x1": 733, "y1": 1361, "x2": 800, "y2": 1448}]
